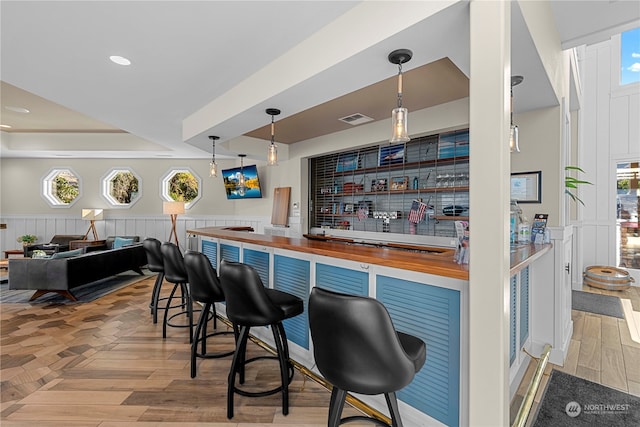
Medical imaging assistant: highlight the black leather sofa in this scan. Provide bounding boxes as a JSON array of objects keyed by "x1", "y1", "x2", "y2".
[{"x1": 9, "y1": 240, "x2": 147, "y2": 302}]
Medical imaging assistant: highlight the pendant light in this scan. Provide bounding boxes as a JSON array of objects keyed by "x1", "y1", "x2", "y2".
[
  {"x1": 266, "y1": 108, "x2": 281, "y2": 166},
  {"x1": 237, "y1": 154, "x2": 247, "y2": 197},
  {"x1": 510, "y1": 75, "x2": 524, "y2": 153},
  {"x1": 388, "y1": 48, "x2": 413, "y2": 143},
  {"x1": 208, "y1": 135, "x2": 219, "y2": 177}
]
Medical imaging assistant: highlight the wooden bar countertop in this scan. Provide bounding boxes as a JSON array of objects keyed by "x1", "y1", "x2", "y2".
[{"x1": 188, "y1": 227, "x2": 553, "y2": 281}]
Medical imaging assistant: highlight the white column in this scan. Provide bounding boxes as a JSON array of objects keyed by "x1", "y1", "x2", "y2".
[{"x1": 469, "y1": 0, "x2": 511, "y2": 425}]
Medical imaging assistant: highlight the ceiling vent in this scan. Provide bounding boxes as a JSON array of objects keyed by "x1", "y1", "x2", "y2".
[{"x1": 338, "y1": 113, "x2": 374, "y2": 126}]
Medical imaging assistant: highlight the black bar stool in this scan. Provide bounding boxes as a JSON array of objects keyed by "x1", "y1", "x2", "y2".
[
  {"x1": 160, "y1": 242, "x2": 197, "y2": 342},
  {"x1": 143, "y1": 237, "x2": 166, "y2": 324},
  {"x1": 308, "y1": 287, "x2": 426, "y2": 427},
  {"x1": 183, "y1": 251, "x2": 234, "y2": 378},
  {"x1": 219, "y1": 259, "x2": 304, "y2": 419}
]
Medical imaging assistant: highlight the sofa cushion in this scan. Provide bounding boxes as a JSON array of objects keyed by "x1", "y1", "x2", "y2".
[
  {"x1": 51, "y1": 248, "x2": 84, "y2": 259},
  {"x1": 113, "y1": 237, "x2": 134, "y2": 249},
  {"x1": 105, "y1": 236, "x2": 140, "y2": 249}
]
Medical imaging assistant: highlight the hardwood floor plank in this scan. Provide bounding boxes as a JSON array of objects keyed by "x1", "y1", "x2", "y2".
[
  {"x1": 47, "y1": 379, "x2": 173, "y2": 391},
  {"x1": 6, "y1": 404, "x2": 148, "y2": 421},
  {"x1": 621, "y1": 345, "x2": 640, "y2": 383},
  {"x1": 601, "y1": 315, "x2": 622, "y2": 350},
  {"x1": 555, "y1": 339, "x2": 580, "y2": 375},
  {"x1": 600, "y1": 347, "x2": 628, "y2": 392},
  {"x1": 577, "y1": 337, "x2": 601, "y2": 371},
  {"x1": 575, "y1": 365, "x2": 601, "y2": 383},
  {"x1": 101, "y1": 423, "x2": 237, "y2": 427},
  {"x1": 18, "y1": 390, "x2": 132, "y2": 405},
  {"x1": 1, "y1": 421, "x2": 101, "y2": 427}
]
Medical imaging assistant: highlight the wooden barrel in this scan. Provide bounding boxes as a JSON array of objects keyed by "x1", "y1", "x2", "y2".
[{"x1": 583, "y1": 265, "x2": 634, "y2": 291}]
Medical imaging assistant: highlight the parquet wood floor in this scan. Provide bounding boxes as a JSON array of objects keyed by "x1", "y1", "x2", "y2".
[
  {"x1": 5, "y1": 273, "x2": 637, "y2": 426},
  {"x1": 0, "y1": 276, "x2": 370, "y2": 427}
]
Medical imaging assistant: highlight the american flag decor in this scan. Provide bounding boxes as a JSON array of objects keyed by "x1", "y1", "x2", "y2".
[{"x1": 408, "y1": 200, "x2": 427, "y2": 223}]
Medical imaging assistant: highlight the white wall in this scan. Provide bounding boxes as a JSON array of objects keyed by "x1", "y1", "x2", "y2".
[
  {"x1": 580, "y1": 37, "x2": 640, "y2": 275},
  {"x1": 510, "y1": 106, "x2": 563, "y2": 226}
]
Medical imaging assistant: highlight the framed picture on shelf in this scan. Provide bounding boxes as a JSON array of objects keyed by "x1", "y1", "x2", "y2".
[
  {"x1": 336, "y1": 152, "x2": 359, "y2": 172},
  {"x1": 379, "y1": 143, "x2": 405, "y2": 166},
  {"x1": 371, "y1": 178, "x2": 387, "y2": 192},
  {"x1": 344, "y1": 203, "x2": 354, "y2": 213},
  {"x1": 390, "y1": 176, "x2": 408, "y2": 190},
  {"x1": 510, "y1": 171, "x2": 542, "y2": 203}
]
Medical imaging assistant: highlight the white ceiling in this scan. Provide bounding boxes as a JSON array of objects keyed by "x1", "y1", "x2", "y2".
[{"x1": 1, "y1": 1, "x2": 638, "y2": 159}]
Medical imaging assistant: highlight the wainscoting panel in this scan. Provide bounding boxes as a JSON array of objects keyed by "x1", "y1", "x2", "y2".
[{"x1": 0, "y1": 214, "x2": 272, "y2": 253}]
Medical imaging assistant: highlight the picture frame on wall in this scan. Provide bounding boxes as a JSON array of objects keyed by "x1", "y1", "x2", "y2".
[
  {"x1": 379, "y1": 143, "x2": 405, "y2": 166},
  {"x1": 510, "y1": 171, "x2": 542, "y2": 203},
  {"x1": 371, "y1": 178, "x2": 387, "y2": 192},
  {"x1": 390, "y1": 176, "x2": 408, "y2": 191},
  {"x1": 336, "y1": 152, "x2": 359, "y2": 172}
]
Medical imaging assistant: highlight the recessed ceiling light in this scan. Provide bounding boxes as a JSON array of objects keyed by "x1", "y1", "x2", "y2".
[
  {"x1": 109, "y1": 55, "x2": 131, "y2": 66},
  {"x1": 0, "y1": 124, "x2": 12, "y2": 129},
  {"x1": 4, "y1": 106, "x2": 30, "y2": 113}
]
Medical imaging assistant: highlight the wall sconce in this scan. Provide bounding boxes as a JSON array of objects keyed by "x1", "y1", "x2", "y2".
[
  {"x1": 237, "y1": 154, "x2": 247, "y2": 197},
  {"x1": 82, "y1": 208, "x2": 104, "y2": 240},
  {"x1": 266, "y1": 108, "x2": 281, "y2": 166},
  {"x1": 388, "y1": 48, "x2": 413, "y2": 143},
  {"x1": 209, "y1": 135, "x2": 219, "y2": 177},
  {"x1": 163, "y1": 201, "x2": 185, "y2": 246},
  {"x1": 510, "y1": 75, "x2": 524, "y2": 153}
]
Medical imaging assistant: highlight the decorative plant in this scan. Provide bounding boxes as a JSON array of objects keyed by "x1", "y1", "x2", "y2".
[
  {"x1": 565, "y1": 166, "x2": 592, "y2": 206},
  {"x1": 17, "y1": 234, "x2": 37, "y2": 245}
]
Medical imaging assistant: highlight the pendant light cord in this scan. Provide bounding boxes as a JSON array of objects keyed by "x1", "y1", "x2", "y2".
[{"x1": 397, "y1": 62, "x2": 404, "y2": 109}]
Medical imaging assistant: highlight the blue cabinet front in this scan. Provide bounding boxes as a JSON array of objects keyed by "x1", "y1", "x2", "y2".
[
  {"x1": 243, "y1": 248, "x2": 270, "y2": 286},
  {"x1": 274, "y1": 254, "x2": 310, "y2": 349},
  {"x1": 315, "y1": 263, "x2": 368, "y2": 296},
  {"x1": 220, "y1": 243, "x2": 240, "y2": 263},
  {"x1": 201, "y1": 239, "x2": 217, "y2": 268},
  {"x1": 377, "y1": 275, "x2": 460, "y2": 427}
]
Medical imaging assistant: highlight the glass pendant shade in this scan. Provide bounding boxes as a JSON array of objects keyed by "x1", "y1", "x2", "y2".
[
  {"x1": 388, "y1": 49, "x2": 412, "y2": 144},
  {"x1": 390, "y1": 107, "x2": 410, "y2": 143},
  {"x1": 510, "y1": 76, "x2": 524, "y2": 153},
  {"x1": 208, "y1": 135, "x2": 219, "y2": 177},
  {"x1": 267, "y1": 142, "x2": 278, "y2": 166},
  {"x1": 510, "y1": 124, "x2": 520, "y2": 152},
  {"x1": 266, "y1": 108, "x2": 281, "y2": 166}
]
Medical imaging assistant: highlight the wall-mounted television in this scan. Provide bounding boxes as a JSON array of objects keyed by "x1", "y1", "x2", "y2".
[{"x1": 221, "y1": 164, "x2": 263, "y2": 199}]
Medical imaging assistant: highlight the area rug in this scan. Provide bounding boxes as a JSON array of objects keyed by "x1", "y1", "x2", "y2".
[
  {"x1": 532, "y1": 370, "x2": 640, "y2": 426},
  {"x1": 572, "y1": 290, "x2": 624, "y2": 319},
  {"x1": 0, "y1": 271, "x2": 154, "y2": 304}
]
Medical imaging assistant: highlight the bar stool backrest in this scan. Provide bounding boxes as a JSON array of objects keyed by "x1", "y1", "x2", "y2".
[
  {"x1": 143, "y1": 238, "x2": 163, "y2": 273},
  {"x1": 160, "y1": 242, "x2": 187, "y2": 284},
  {"x1": 184, "y1": 251, "x2": 224, "y2": 304},
  {"x1": 309, "y1": 286, "x2": 417, "y2": 394},
  {"x1": 219, "y1": 259, "x2": 283, "y2": 326}
]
